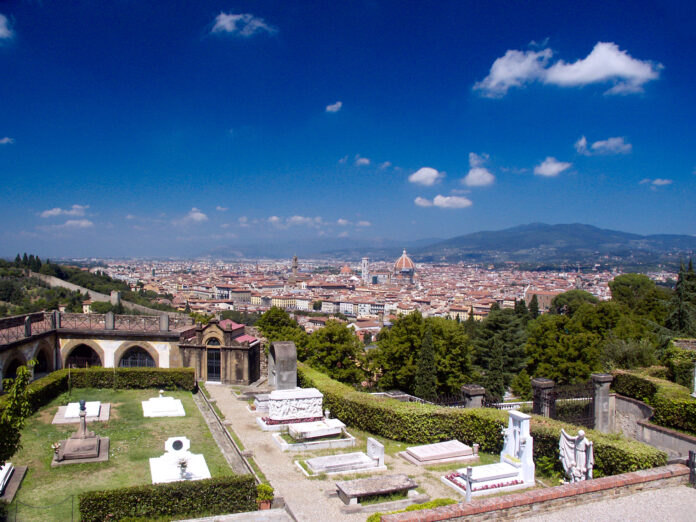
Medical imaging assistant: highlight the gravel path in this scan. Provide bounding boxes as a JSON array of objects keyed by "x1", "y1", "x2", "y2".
[
  {"x1": 207, "y1": 384, "x2": 465, "y2": 522},
  {"x1": 519, "y1": 485, "x2": 696, "y2": 521}
]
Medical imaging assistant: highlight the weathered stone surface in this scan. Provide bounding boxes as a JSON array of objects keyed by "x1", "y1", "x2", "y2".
[
  {"x1": 268, "y1": 388, "x2": 323, "y2": 421},
  {"x1": 289, "y1": 419, "x2": 345, "y2": 440},
  {"x1": 336, "y1": 474, "x2": 417, "y2": 505},
  {"x1": 406, "y1": 440, "x2": 473, "y2": 462}
]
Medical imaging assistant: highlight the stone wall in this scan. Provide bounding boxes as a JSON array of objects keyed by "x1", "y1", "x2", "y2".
[
  {"x1": 615, "y1": 394, "x2": 654, "y2": 440},
  {"x1": 383, "y1": 464, "x2": 689, "y2": 522}
]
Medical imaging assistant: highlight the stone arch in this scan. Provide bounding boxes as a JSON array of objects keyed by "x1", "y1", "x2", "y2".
[
  {"x1": 206, "y1": 337, "x2": 221, "y2": 346},
  {"x1": 62, "y1": 340, "x2": 104, "y2": 368},
  {"x1": 32, "y1": 339, "x2": 55, "y2": 375},
  {"x1": 3, "y1": 353, "x2": 28, "y2": 380},
  {"x1": 202, "y1": 331, "x2": 223, "y2": 346},
  {"x1": 114, "y1": 341, "x2": 159, "y2": 368}
]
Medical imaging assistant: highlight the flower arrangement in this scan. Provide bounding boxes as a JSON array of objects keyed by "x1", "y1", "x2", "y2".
[
  {"x1": 178, "y1": 458, "x2": 188, "y2": 478},
  {"x1": 51, "y1": 442, "x2": 61, "y2": 455},
  {"x1": 444, "y1": 472, "x2": 523, "y2": 493}
]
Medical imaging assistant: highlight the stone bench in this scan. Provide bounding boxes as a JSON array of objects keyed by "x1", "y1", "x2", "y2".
[{"x1": 336, "y1": 474, "x2": 417, "y2": 506}]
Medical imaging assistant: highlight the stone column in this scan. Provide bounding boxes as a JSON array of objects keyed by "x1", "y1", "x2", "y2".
[
  {"x1": 532, "y1": 377, "x2": 555, "y2": 418},
  {"x1": 159, "y1": 314, "x2": 170, "y2": 332},
  {"x1": 54, "y1": 310, "x2": 61, "y2": 329},
  {"x1": 105, "y1": 311, "x2": 115, "y2": 330},
  {"x1": 592, "y1": 373, "x2": 614, "y2": 433},
  {"x1": 110, "y1": 291, "x2": 122, "y2": 307},
  {"x1": 461, "y1": 384, "x2": 485, "y2": 408},
  {"x1": 24, "y1": 315, "x2": 32, "y2": 338}
]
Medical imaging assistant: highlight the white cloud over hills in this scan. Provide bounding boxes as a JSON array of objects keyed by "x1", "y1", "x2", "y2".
[{"x1": 534, "y1": 157, "x2": 572, "y2": 177}]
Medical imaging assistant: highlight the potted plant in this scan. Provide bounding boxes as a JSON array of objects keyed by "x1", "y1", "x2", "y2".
[{"x1": 256, "y1": 483, "x2": 274, "y2": 510}]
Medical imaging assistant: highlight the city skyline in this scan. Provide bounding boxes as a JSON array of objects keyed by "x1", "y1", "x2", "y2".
[{"x1": 1, "y1": 1, "x2": 695, "y2": 257}]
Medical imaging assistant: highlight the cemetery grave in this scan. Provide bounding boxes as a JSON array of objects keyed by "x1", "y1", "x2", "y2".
[
  {"x1": 298, "y1": 437, "x2": 387, "y2": 476},
  {"x1": 51, "y1": 400, "x2": 111, "y2": 424},
  {"x1": 334, "y1": 473, "x2": 428, "y2": 513},
  {"x1": 142, "y1": 389, "x2": 186, "y2": 417},
  {"x1": 7, "y1": 388, "x2": 233, "y2": 522},
  {"x1": 399, "y1": 440, "x2": 480, "y2": 466},
  {"x1": 257, "y1": 387, "x2": 325, "y2": 431},
  {"x1": 149, "y1": 436, "x2": 211, "y2": 484}
]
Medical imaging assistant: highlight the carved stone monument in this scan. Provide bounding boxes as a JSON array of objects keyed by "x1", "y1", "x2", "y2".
[
  {"x1": 559, "y1": 429, "x2": 594, "y2": 482},
  {"x1": 53, "y1": 399, "x2": 110, "y2": 465},
  {"x1": 267, "y1": 388, "x2": 324, "y2": 423},
  {"x1": 442, "y1": 411, "x2": 535, "y2": 500},
  {"x1": 149, "y1": 436, "x2": 211, "y2": 484}
]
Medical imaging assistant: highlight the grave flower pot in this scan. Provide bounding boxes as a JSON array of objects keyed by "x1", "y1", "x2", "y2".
[{"x1": 258, "y1": 500, "x2": 272, "y2": 510}]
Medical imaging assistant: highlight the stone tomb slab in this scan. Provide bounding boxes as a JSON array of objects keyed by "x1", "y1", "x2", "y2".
[
  {"x1": 267, "y1": 388, "x2": 323, "y2": 422},
  {"x1": 288, "y1": 419, "x2": 345, "y2": 441},
  {"x1": 0, "y1": 465, "x2": 28, "y2": 504},
  {"x1": 149, "y1": 436, "x2": 211, "y2": 484},
  {"x1": 305, "y1": 452, "x2": 378, "y2": 475},
  {"x1": 66, "y1": 401, "x2": 101, "y2": 418},
  {"x1": 400, "y1": 439, "x2": 479, "y2": 466},
  {"x1": 336, "y1": 474, "x2": 417, "y2": 505},
  {"x1": 52, "y1": 403, "x2": 111, "y2": 424},
  {"x1": 51, "y1": 438, "x2": 110, "y2": 467},
  {"x1": 142, "y1": 393, "x2": 186, "y2": 417}
]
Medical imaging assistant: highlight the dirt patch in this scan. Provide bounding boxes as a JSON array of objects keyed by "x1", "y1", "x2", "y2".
[
  {"x1": 108, "y1": 402, "x2": 122, "y2": 421},
  {"x1": 36, "y1": 407, "x2": 57, "y2": 424}
]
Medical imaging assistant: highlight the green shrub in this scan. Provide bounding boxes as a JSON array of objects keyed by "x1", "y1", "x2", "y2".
[
  {"x1": 0, "y1": 500, "x2": 8, "y2": 522},
  {"x1": 256, "y1": 483, "x2": 274, "y2": 501},
  {"x1": 366, "y1": 498, "x2": 457, "y2": 522},
  {"x1": 612, "y1": 370, "x2": 696, "y2": 435},
  {"x1": 665, "y1": 346, "x2": 696, "y2": 389},
  {"x1": 78, "y1": 475, "x2": 257, "y2": 522},
  {"x1": 299, "y1": 364, "x2": 666, "y2": 476}
]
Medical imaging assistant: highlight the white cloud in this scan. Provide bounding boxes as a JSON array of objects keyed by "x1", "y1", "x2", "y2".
[
  {"x1": 0, "y1": 14, "x2": 13, "y2": 40},
  {"x1": 269, "y1": 215, "x2": 323, "y2": 229},
  {"x1": 40, "y1": 204, "x2": 89, "y2": 218},
  {"x1": 433, "y1": 195, "x2": 473, "y2": 209},
  {"x1": 575, "y1": 135, "x2": 632, "y2": 155},
  {"x1": 0, "y1": 137, "x2": 14, "y2": 145},
  {"x1": 337, "y1": 218, "x2": 350, "y2": 226},
  {"x1": 356, "y1": 220, "x2": 371, "y2": 227},
  {"x1": 211, "y1": 12, "x2": 276, "y2": 37},
  {"x1": 268, "y1": 216, "x2": 281, "y2": 226},
  {"x1": 644, "y1": 178, "x2": 673, "y2": 186},
  {"x1": 474, "y1": 48, "x2": 552, "y2": 97},
  {"x1": 355, "y1": 154, "x2": 371, "y2": 166},
  {"x1": 463, "y1": 152, "x2": 495, "y2": 187},
  {"x1": 238, "y1": 216, "x2": 250, "y2": 227},
  {"x1": 414, "y1": 197, "x2": 433, "y2": 207},
  {"x1": 125, "y1": 214, "x2": 136, "y2": 220},
  {"x1": 639, "y1": 178, "x2": 651, "y2": 184},
  {"x1": 338, "y1": 231, "x2": 349, "y2": 238},
  {"x1": 408, "y1": 167, "x2": 444, "y2": 186},
  {"x1": 475, "y1": 42, "x2": 661, "y2": 97},
  {"x1": 379, "y1": 161, "x2": 392, "y2": 170},
  {"x1": 326, "y1": 101, "x2": 342, "y2": 113},
  {"x1": 338, "y1": 155, "x2": 348, "y2": 164},
  {"x1": 58, "y1": 219, "x2": 94, "y2": 229},
  {"x1": 216, "y1": 206, "x2": 228, "y2": 212},
  {"x1": 534, "y1": 157, "x2": 572, "y2": 177},
  {"x1": 175, "y1": 207, "x2": 209, "y2": 226}
]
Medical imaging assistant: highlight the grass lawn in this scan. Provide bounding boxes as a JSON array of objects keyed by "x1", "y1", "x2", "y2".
[{"x1": 8, "y1": 388, "x2": 233, "y2": 521}]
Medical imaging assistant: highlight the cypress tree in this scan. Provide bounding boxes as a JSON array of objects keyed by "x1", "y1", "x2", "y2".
[
  {"x1": 414, "y1": 328, "x2": 437, "y2": 402},
  {"x1": 529, "y1": 295, "x2": 539, "y2": 319},
  {"x1": 22, "y1": 253, "x2": 28, "y2": 267},
  {"x1": 666, "y1": 263, "x2": 696, "y2": 335},
  {"x1": 13, "y1": 254, "x2": 21, "y2": 266}
]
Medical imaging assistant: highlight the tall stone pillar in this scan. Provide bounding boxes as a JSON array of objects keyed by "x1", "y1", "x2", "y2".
[
  {"x1": 110, "y1": 291, "x2": 122, "y2": 307},
  {"x1": 105, "y1": 311, "x2": 115, "y2": 330},
  {"x1": 532, "y1": 377, "x2": 555, "y2": 418},
  {"x1": 461, "y1": 384, "x2": 485, "y2": 408},
  {"x1": 592, "y1": 373, "x2": 614, "y2": 433},
  {"x1": 54, "y1": 310, "x2": 61, "y2": 329},
  {"x1": 159, "y1": 314, "x2": 170, "y2": 332},
  {"x1": 24, "y1": 315, "x2": 32, "y2": 338}
]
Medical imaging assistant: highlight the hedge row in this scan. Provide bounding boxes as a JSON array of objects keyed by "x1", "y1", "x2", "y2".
[
  {"x1": 298, "y1": 364, "x2": 667, "y2": 476},
  {"x1": 612, "y1": 370, "x2": 696, "y2": 435},
  {"x1": 79, "y1": 475, "x2": 257, "y2": 522},
  {"x1": 0, "y1": 367, "x2": 197, "y2": 415}
]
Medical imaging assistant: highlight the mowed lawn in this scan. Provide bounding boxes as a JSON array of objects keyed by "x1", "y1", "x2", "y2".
[{"x1": 8, "y1": 388, "x2": 232, "y2": 521}]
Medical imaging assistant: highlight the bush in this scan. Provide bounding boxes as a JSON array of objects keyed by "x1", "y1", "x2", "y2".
[
  {"x1": 79, "y1": 475, "x2": 257, "y2": 522},
  {"x1": 665, "y1": 345, "x2": 696, "y2": 389},
  {"x1": 612, "y1": 370, "x2": 696, "y2": 435},
  {"x1": 299, "y1": 364, "x2": 666, "y2": 476},
  {"x1": 0, "y1": 368, "x2": 197, "y2": 415}
]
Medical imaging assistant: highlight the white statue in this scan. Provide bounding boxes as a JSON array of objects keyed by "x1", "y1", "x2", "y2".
[{"x1": 559, "y1": 429, "x2": 594, "y2": 482}]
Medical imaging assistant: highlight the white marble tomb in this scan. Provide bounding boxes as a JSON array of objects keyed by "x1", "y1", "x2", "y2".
[
  {"x1": 288, "y1": 418, "x2": 345, "y2": 441},
  {"x1": 401, "y1": 439, "x2": 479, "y2": 466},
  {"x1": 268, "y1": 388, "x2": 323, "y2": 422},
  {"x1": 149, "y1": 436, "x2": 211, "y2": 484},
  {"x1": 0, "y1": 463, "x2": 14, "y2": 496},
  {"x1": 142, "y1": 390, "x2": 186, "y2": 417},
  {"x1": 303, "y1": 437, "x2": 385, "y2": 475}
]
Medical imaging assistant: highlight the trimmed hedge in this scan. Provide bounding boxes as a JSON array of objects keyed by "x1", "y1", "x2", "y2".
[
  {"x1": 299, "y1": 364, "x2": 667, "y2": 476},
  {"x1": 612, "y1": 370, "x2": 696, "y2": 436},
  {"x1": 0, "y1": 367, "x2": 196, "y2": 414},
  {"x1": 79, "y1": 475, "x2": 257, "y2": 522}
]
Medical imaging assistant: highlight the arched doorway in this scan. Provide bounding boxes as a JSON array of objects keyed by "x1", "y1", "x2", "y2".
[
  {"x1": 118, "y1": 346, "x2": 156, "y2": 368},
  {"x1": 206, "y1": 337, "x2": 221, "y2": 382},
  {"x1": 66, "y1": 344, "x2": 102, "y2": 368},
  {"x1": 4, "y1": 358, "x2": 25, "y2": 380}
]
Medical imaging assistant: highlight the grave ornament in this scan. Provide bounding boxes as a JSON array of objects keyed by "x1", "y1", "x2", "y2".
[{"x1": 559, "y1": 429, "x2": 594, "y2": 482}]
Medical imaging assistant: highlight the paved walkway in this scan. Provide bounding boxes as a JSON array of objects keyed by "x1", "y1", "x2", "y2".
[
  {"x1": 519, "y1": 485, "x2": 696, "y2": 521},
  {"x1": 207, "y1": 384, "x2": 459, "y2": 522}
]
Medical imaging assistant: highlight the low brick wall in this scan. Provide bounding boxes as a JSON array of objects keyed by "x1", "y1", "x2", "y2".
[{"x1": 382, "y1": 464, "x2": 689, "y2": 522}]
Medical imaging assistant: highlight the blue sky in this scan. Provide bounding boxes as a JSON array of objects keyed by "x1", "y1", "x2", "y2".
[{"x1": 1, "y1": 1, "x2": 694, "y2": 258}]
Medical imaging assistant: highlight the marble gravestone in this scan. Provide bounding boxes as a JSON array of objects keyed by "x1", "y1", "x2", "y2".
[
  {"x1": 53, "y1": 400, "x2": 110, "y2": 465},
  {"x1": 400, "y1": 440, "x2": 479, "y2": 466},
  {"x1": 65, "y1": 401, "x2": 101, "y2": 419},
  {"x1": 142, "y1": 390, "x2": 186, "y2": 417},
  {"x1": 267, "y1": 388, "x2": 324, "y2": 423},
  {"x1": 149, "y1": 436, "x2": 211, "y2": 484},
  {"x1": 303, "y1": 437, "x2": 386, "y2": 475},
  {"x1": 0, "y1": 463, "x2": 14, "y2": 496},
  {"x1": 559, "y1": 429, "x2": 594, "y2": 482},
  {"x1": 442, "y1": 411, "x2": 535, "y2": 500}
]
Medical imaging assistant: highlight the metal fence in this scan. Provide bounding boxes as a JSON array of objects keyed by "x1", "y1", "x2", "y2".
[
  {"x1": 533, "y1": 381, "x2": 595, "y2": 429},
  {"x1": 0, "y1": 312, "x2": 54, "y2": 345}
]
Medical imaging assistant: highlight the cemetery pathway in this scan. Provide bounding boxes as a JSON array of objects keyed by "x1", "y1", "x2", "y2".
[
  {"x1": 519, "y1": 484, "x2": 696, "y2": 521},
  {"x1": 206, "y1": 384, "x2": 461, "y2": 522}
]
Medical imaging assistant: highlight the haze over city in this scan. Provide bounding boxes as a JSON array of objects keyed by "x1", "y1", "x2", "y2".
[{"x1": 1, "y1": 1, "x2": 695, "y2": 258}]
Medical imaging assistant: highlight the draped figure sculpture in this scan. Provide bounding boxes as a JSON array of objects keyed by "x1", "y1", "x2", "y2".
[{"x1": 559, "y1": 428, "x2": 594, "y2": 482}]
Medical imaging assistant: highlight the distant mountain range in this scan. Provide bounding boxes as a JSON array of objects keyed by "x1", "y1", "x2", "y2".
[
  {"x1": 205, "y1": 223, "x2": 696, "y2": 269},
  {"x1": 411, "y1": 223, "x2": 696, "y2": 267}
]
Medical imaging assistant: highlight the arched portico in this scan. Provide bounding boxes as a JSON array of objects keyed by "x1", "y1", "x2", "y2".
[
  {"x1": 114, "y1": 341, "x2": 159, "y2": 368},
  {"x1": 62, "y1": 340, "x2": 104, "y2": 368}
]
